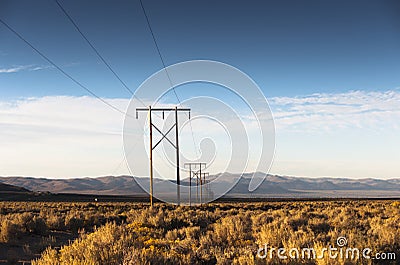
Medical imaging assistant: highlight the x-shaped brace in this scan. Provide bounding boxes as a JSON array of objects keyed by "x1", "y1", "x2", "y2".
[{"x1": 152, "y1": 123, "x2": 176, "y2": 150}]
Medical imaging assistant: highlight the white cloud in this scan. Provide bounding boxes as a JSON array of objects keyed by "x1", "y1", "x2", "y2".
[
  {"x1": 29, "y1": 65, "x2": 53, "y2": 71},
  {"x1": 270, "y1": 90, "x2": 400, "y2": 132},
  {"x1": 0, "y1": 90, "x2": 399, "y2": 178},
  {"x1": 268, "y1": 90, "x2": 400, "y2": 178},
  {"x1": 0, "y1": 65, "x2": 53, "y2": 73},
  {"x1": 0, "y1": 66, "x2": 28, "y2": 73},
  {"x1": 0, "y1": 96, "x2": 130, "y2": 178}
]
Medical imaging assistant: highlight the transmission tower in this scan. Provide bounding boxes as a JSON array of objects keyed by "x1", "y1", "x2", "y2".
[
  {"x1": 184, "y1": 162, "x2": 209, "y2": 205},
  {"x1": 200, "y1": 172, "x2": 210, "y2": 202},
  {"x1": 136, "y1": 106, "x2": 191, "y2": 206}
]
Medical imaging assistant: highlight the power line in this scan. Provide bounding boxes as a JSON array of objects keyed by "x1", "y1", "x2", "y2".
[
  {"x1": 0, "y1": 17, "x2": 130, "y2": 117},
  {"x1": 138, "y1": 0, "x2": 172, "y2": 85},
  {"x1": 54, "y1": 0, "x2": 181, "y2": 173},
  {"x1": 57, "y1": 0, "x2": 197, "y2": 156},
  {"x1": 55, "y1": 0, "x2": 152, "y2": 109},
  {"x1": 54, "y1": 1, "x2": 133, "y2": 97},
  {"x1": 139, "y1": 0, "x2": 200, "y2": 157},
  {"x1": 0, "y1": 15, "x2": 163, "y2": 179}
]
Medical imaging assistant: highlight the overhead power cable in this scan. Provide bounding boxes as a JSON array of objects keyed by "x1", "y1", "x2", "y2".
[
  {"x1": 0, "y1": 14, "x2": 159, "y2": 175},
  {"x1": 0, "y1": 17, "x2": 131, "y2": 117},
  {"x1": 55, "y1": 0, "x2": 153, "y2": 111},
  {"x1": 139, "y1": 0, "x2": 200, "y2": 158}
]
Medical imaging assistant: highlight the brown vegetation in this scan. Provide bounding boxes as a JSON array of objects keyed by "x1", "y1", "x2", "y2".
[{"x1": 0, "y1": 200, "x2": 398, "y2": 264}]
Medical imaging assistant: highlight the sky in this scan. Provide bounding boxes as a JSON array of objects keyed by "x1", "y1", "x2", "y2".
[{"x1": 0, "y1": 0, "x2": 399, "y2": 179}]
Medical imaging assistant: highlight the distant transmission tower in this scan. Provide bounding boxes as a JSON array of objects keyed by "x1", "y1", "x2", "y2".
[
  {"x1": 136, "y1": 106, "x2": 191, "y2": 206},
  {"x1": 200, "y1": 172, "x2": 210, "y2": 202},
  {"x1": 184, "y1": 162, "x2": 209, "y2": 205}
]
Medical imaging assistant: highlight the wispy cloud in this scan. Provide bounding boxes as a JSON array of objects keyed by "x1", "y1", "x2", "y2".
[
  {"x1": 269, "y1": 90, "x2": 400, "y2": 132},
  {"x1": 0, "y1": 64, "x2": 53, "y2": 73},
  {"x1": 0, "y1": 66, "x2": 28, "y2": 73},
  {"x1": 29, "y1": 65, "x2": 54, "y2": 71}
]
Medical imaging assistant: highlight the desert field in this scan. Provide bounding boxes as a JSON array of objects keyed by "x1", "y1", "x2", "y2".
[{"x1": 0, "y1": 200, "x2": 399, "y2": 265}]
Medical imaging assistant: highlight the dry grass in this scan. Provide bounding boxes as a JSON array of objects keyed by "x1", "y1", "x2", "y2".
[{"x1": 0, "y1": 200, "x2": 398, "y2": 264}]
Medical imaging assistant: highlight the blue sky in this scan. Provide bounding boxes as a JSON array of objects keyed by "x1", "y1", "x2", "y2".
[
  {"x1": 1, "y1": 0, "x2": 400, "y2": 98},
  {"x1": 0, "y1": 0, "x2": 400, "y2": 178}
]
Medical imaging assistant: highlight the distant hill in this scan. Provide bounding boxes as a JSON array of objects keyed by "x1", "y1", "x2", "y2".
[
  {"x1": 0, "y1": 175, "x2": 144, "y2": 196},
  {"x1": 0, "y1": 182, "x2": 31, "y2": 200},
  {"x1": 0, "y1": 182, "x2": 29, "y2": 193},
  {"x1": 1, "y1": 174, "x2": 400, "y2": 198}
]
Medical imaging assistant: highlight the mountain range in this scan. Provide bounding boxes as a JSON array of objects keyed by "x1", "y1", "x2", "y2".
[{"x1": 1, "y1": 173, "x2": 399, "y2": 198}]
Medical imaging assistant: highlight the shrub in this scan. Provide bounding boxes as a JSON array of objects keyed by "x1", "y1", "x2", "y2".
[
  {"x1": 0, "y1": 219, "x2": 21, "y2": 243},
  {"x1": 65, "y1": 216, "x2": 84, "y2": 233},
  {"x1": 33, "y1": 222, "x2": 132, "y2": 265},
  {"x1": 26, "y1": 216, "x2": 48, "y2": 236}
]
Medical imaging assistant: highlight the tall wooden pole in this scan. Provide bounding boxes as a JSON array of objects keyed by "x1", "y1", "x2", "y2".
[
  {"x1": 149, "y1": 106, "x2": 153, "y2": 207},
  {"x1": 196, "y1": 172, "x2": 199, "y2": 204},
  {"x1": 189, "y1": 164, "x2": 192, "y2": 206},
  {"x1": 199, "y1": 164, "x2": 202, "y2": 204},
  {"x1": 175, "y1": 106, "x2": 180, "y2": 205}
]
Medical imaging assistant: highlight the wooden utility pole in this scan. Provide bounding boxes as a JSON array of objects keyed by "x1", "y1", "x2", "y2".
[
  {"x1": 136, "y1": 106, "x2": 191, "y2": 206},
  {"x1": 184, "y1": 162, "x2": 206, "y2": 205},
  {"x1": 149, "y1": 106, "x2": 153, "y2": 206},
  {"x1": 175, "y1": 107, "x2": 180, "y2": 205},
  {"x1": 201, "y1": 172, "x2": 210, "y2": 201}
]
